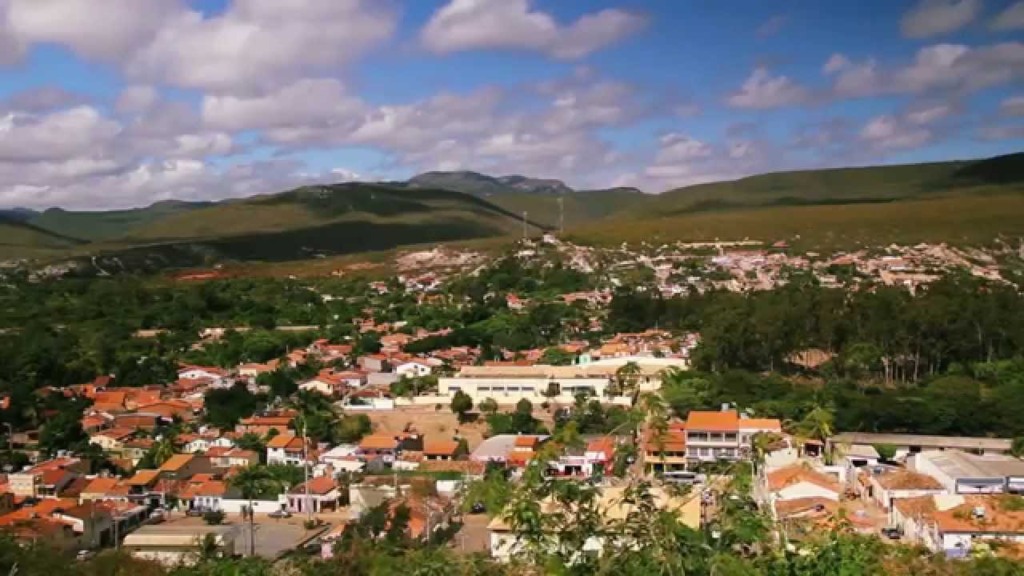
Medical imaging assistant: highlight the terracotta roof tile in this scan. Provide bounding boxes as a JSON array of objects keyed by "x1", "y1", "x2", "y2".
[
  {"x1": 423, "y1": 440, "x2": 459, "y2": 456},
  {"x1": 684, "y1": 410, "x2": 739, "y2": 432},
  {"x1": 360, "y1": 435, "x2": 399, "y2": 451}
]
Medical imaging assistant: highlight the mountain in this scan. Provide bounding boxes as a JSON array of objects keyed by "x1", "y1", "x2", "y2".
[
  {"x1": 650, "y1": 152, "x2": 1024, "y2": 215},
  {"x1": 0, "y1": 208, "x2": 39, "y2": 223},
  {"x1": 407, "y1": 171, "x2": 574, "y2": 196},
  {"x1": 0, "y1": 214, "x2": 86, "y2": 259},
  {"x1": 30, "y1": 200, "x2": 213, "y2": 242}
]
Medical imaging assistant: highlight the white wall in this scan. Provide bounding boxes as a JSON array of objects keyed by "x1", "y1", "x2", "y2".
[
  {"x1": 218, "y1": 497, "x2": 288, "y2": 514},
  {"x1": 774, "y1": 482, "x2": 840, "y2": 502}
]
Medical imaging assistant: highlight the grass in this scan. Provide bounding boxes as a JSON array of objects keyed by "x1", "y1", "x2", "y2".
[
  {"x1": 568, "y1": 193, "x2": 1024, "y2": 251},
  {"x1": 29, "y1": 200, "x2": 210, "y2": 241}
]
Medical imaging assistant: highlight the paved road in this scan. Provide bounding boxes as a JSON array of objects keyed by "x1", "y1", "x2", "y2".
[{"x1": 237, "y1": 521, "x2": 311, "y2": 558}]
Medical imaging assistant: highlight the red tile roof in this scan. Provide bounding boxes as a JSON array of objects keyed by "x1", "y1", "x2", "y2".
[
  {"x1": 291, "y1": 475, "x2": 338, "y2": 495},
  {"x1": 684, "y1": 410, "x2": 739, "y2": 432},
  {"x1": 423, "y1": 440, "x2": 459, "y2": 457}
]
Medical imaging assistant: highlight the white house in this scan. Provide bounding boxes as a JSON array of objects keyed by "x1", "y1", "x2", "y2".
[
  {"x1": 395, "y1": 361, "x2": 433, "y2": 378},
  {"x1": 906, "y1": 494, "x2": 1024, "y2": 557},
  {"x1": 766, "y1": 464, "x2": 842, "y2": 504},
  {"x1": 266, "y1": 434, "x2": 312, "y2": 466},
  {"x1": 177, "y1": 366, "x2": 228, "y2": 382},
  {"x1": 857, "y1": 467, "x2": 946, "y2": 520}
]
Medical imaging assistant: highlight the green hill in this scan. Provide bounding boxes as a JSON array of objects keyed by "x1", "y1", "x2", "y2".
[
  {"x1": 651, "y1": 152, "x2": 1024, "y2": 215},
  {"x1": 30, "y1": 200, "x2": 212, "y2": 241},
  {"x1": 0, "y1": 216, "x2": 86, "y2": 259}
]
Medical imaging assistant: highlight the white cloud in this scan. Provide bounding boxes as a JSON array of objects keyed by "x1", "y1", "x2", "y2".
[
  {"x1": 1000, "y1": 95, "x2": 1024, "y2": 116},
  {"x1": 116, "y1": 86, "x2": 160, "y2": 115},
  {"x1": 991, "y1": 1, "x2": 1024, "y2": 31},
  {"x1": 421, "y1": 0, "x2": 645, "y2": 59},
  {"x1": 860, "y1": 115, "x2": 933, "y2": 150},
  {"x1": 901, "y1": 0, "x2": 980, "y2": 38},
  {"x1": 127, "y1": 0, "x2": 396, "y2": 94},
  {"x1": 0, "y1": 106, "x2": 121, "y2": 162},
  {"x1": 828, "y1": 42, "x2": 1024, "y2": 98},
  {"x1": 727, "y1": 67, "x2": 810, "y2": 109},
  {"x1": 202, "y1": 78, "x2": 363, "y2": 134},
  {"x1": 7, "y1": 0, "x2": 181, "y2": 61},
  {"x1": 905, "y1": 102, "x2": 954, "y2": 125}
]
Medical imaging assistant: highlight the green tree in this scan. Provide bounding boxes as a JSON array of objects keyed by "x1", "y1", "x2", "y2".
[
  {"x1": 450, "y1": 390, "x2": 473, "y2": 424},
  {"x1": 479, "y1": 397, "x2": 499, "y2": 416}
]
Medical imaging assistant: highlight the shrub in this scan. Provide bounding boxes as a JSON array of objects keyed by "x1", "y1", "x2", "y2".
[{"x1": 203, "y1": 509, "x2": 226, "y2": 525}]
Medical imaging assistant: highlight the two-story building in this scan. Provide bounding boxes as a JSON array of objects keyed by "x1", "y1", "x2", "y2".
[
  {"x1": 266, "y1": 435, "x2": 314, "y2": 466},
  {"x1": 685, "y1": 410, "x2": 740, "y2": 461}
]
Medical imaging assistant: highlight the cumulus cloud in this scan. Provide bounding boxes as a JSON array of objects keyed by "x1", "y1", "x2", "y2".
[
  {"x1": 202, "y1": 78, "x2": 364, "y2": 134},
  {"x1": 421, "y1": 0, "x2": 645, "y2": 59},
  {"x1": 1, "y1": 87, "x2": 90, "y2": 113},
  {"x1": 6, "y1": 0, "x2": 181, "y2": 61},
  {"x1": 992, "y1": 1, "x2": 1024, "y2": 31},
  {"x1": 826, "y1": 42, "x2": 1024, "y2": 98},
  {"x1": 727, "y1": 67, "x2": 810, "y2": 109},
  {"x1": 901, "y1": 0, "x2": 980, "y2": 38},
  {"x1": 126, "y1": 0, "x2": 396, "y2": 94},
  {"x1": 860, "y1": 115, "x2": 933, "y2": 150},
  {"x1": 1001, "y1": 95, "x2": 1024, "y2": 116}
]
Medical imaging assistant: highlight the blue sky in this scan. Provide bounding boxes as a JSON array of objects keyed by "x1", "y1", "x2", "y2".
[{"x1": 0, "y1": 0, "x2": 1022, "y2": 209}]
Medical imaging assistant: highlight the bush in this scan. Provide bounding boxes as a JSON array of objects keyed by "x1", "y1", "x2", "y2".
[
  {"x1": 203, "y1": 509, "x2": 226, "y2": 525},
  {"x1": 303, "y1": 519, "x2": 321, "y2": 530}
]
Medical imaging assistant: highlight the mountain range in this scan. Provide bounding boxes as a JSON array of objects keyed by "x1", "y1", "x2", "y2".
[{"x1": 1, "y1": 152, "x2": 1022, "y2": 270}]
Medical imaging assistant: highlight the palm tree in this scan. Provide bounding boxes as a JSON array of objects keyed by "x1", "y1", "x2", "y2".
[
  {"x1": 229, "y1": 465, "x2": 274, "y2": 557},
  {"x1": 615, "y1": 361, "x2": 642, "y2": 400},
  {"x1": 750, "y1": 432, "x2": 783, "y2": 477},
  {"x1": 151, "y1": 435, "x2": 176, "y2": 467},
  {"x1": 797, "y1": 406, "x2": 835, "y2": 461}
]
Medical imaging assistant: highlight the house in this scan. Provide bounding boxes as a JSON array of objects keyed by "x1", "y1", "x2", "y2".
[
  {"x1": 8, "y1": 458, "x2": 87, "y2": 498},
  {"x1": 266, "y1": 434, "x2": 313, "y2": 466},
  {"x1": 394, "y1": 361, "x2": 433, "y2": 378},
  {"x1": 766, "y1": 464, "x2": 843, "y2": 510},
  {"x1": 236, "y1": 415, "x2": 293, "y2": 436},
  {"x1": 181, "y1": 478, "x2": 236, "y2": 512},
  {"x1": 358, "y1": 354, "x2": 390, "y2": 373},
  {"x1": 925, "y1": 494, "x2": 1024, "y2": 557},
  {"x1": 81, "y1": 414, "x2": 112, "y2": 433},
  {"x1": 644, "y1": 426, "x2": 688, "y2": 474},
  {"x1": 112, "y1": 413, "x2": 162, "y2": 430},
  {"x1": 93, "y1": 390, "x2": 129, "y2": 413},
  {"x1": 380, "y1": 333, "x2": 412, "y2": 352},
  {"x1": 299, "y1": 369, "x2": 366, "y2": 396},
  {"x1": 319, "y1": 445, "x2": 366, "y2": 473},
  {"x1": 423, "y1": 440, "x2": 461, "y2": 461},
  {"x1": 237, "y1": 360, "x2": 279, "y2": 379},
  {"x1": 135, "y1": 400, "x2": 195, "y2": 422},
  {"x1": 208, "y1": 447, "x2": 260, "y2": 469},
  {"x1": 858, "y1": 467, "x2": 945, "y2": 517},
  {"x1": 89, "y1": 428, "x2": 137, "y2": 453},
  {"x1": 121, "y1": 438, "x2": 155, "y2": 464},
  {"x1": 286, "y1": 475, "x2": 341, "y2": 514},
  {"x1": 584, "y1": 437, "x2": 617, "y2": 476},
  {"x1": 122, "y1": 525, "x2": 238, "y2": 565},
  {"x1": 470, "y1": 435, "x2": 549, "y2": 464},
  {"x1": 177, "y1": 365, "x2": 228, "y2": 382},
  {"x1": 358, "y1": 435, "x2": 402, "y2": 462},
  {"x1": 79, "y1": 477, "x2": 130, "y2": 503},
  {"x1": 738, "y1": 418, "x2": 783, "y2": 446},
  {"x1": 685, "y1": 410, "x2": 740, "y2": 461},
  {"x1": 159, "y1": 454, "x2": 212, "y2": 480},
  {"x1": 123, "y1": 469, "x2": 164, "y2": 507}
]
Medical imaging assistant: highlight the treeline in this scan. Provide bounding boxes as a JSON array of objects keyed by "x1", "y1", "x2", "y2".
[{"x1": 609, "y1": 274, "x2": 1024, "y2": 382}]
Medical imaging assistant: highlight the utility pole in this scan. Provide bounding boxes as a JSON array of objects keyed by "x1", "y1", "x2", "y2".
[{"x1": 302, "y1": 422, "x2": 312, "y2": 521}]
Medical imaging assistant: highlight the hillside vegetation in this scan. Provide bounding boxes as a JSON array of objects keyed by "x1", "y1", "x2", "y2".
[
  {"x1": 0, "y1": 217, "x2": 84, "y2": 259},
  {"x1": 30, "y1": 200, "x2": 211, "y2": 242},
  {"x1": 651, "y1": 152, "x2": 1024, "y2": 214}
]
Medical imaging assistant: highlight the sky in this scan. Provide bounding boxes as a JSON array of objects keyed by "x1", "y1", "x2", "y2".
[{"x1": 0, "y1": 0, "x2": 1023, "y2": 210}]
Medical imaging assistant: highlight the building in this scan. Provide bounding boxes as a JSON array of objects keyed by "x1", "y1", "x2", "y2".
[
  {"x1": 685, "y1": 410, "x2": 740, "y2": 461},
  {"x1": 208, "y1": 447, "x2": 259, "y2": 469},
  {"x1": 644, "y1": 426, "x2": 688, "y2": 474},
  {"x1": 89, "y1": 428, "x2": 137, "y2": 453},
  {"x1": 423, "y1": 440, "x2": 461, "y2": 461},
  {"x1": 395, "y1": 361, "x2": 433, "y2": 378},
  {"x1": 236, "y1": 415, "x2": 293, "y2": 436},
  {"x1": 830, "y1": 432, "x2": 1012, "y2": 459},
  {"x1": 358, "y1": 435, "x2": 402, "y2": 463},
  {"x1": 122, "y1": 525, "x2": 238, "y2": 565},
  {"x1": 470, "y1": 435, "x2": 549, "y2": 464},
  {"x1": 159, "y1": 454, "x2": 212, "y2": 481},
  {"x1": 286, "y1": 475, "x2": 341, "y2": 514},
  {"x1": 766, "y1": 464, "x2": 843, "y2": 509},
  {"x1": 856, "y1": 466, "x2": 946, "y2": 519},
  {"x1": 911, "y1": 450, "x2": 1024, "y2": 495},
  {"x1": 318, "y1": 444, "x2": 365, "y2": 473},
  {"x1": 266, "y1": 435, "x2": 313, "y2": 466},
  {"x1": 438, "y1": 358, "x2": 685, "y2": 405},
  {"x1": 924, "y1": 494, "x2": 1024, "y2": 557},
  {"x1": 8, "y1": 458, "x2": 87, "y2": 498}
]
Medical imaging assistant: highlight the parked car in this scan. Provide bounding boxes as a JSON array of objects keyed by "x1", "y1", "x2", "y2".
[
  {"x1": 269, "y1": 508, "x2": 292, "y2": 519},
  {"x1": 186, "y1": 507, "x2": 206, "y2": 517},
  {"x1": 470, "y1": 502, "x2": 486, "y2": 514}
]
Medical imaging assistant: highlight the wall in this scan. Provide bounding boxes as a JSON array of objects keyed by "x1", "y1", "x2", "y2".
[
  {"x1": 775, "y1": 482, "x2": 840, "y2": 502},
  {"x1": 218, "y1": 497, "x2": 287, "y2": 514},
  {"x1": 344, "y1": 398, "x2": 396, "y2": 410}
]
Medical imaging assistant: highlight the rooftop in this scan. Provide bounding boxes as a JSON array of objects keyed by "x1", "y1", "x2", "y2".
[
  {"x1": 832, "y1": 432, "x2": 1012, "y2": 452},
  {"x1": 915, "y1": 450, "x2": 1024, "y2": 479},
  {"x1": 685, "y1": 410, "x2": 739, "y2": 432},
  {"x1": 159, "y1": 454, "x2": 195, "y2": 472}
]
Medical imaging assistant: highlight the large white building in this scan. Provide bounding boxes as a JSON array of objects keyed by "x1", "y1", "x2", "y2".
[{"x1": 438, "y1": 356, "x2": 687, "y2": 405}]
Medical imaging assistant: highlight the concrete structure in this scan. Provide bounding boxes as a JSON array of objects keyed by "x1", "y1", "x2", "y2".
[
  {"x1": 438, "y1": 357, "x2": 687, "y2": 404},
  {"x1": 286, "y1": 475, "x2": 341, "y2": 514},
  {"x1": 910, "y1": 450, "x2": 1024, "y2": 495},
  {"x1": 122, "y1": 525, "x2": 238, "y2": 565},
  {"x1": 470, "y1": 435, "x2": 549, "y2": 464},
  {"x1": 856, "y1": 466, "x2": 946, "y2": 521},
  {"x1": 766, "y1": 464, "x2": 843, "y2": 508},
  {"x1": 830, "y1": 432, "x2": 1012, "y2": 459}
]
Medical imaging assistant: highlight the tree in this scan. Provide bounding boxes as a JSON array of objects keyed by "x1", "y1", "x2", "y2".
[
  {"x1": 799, "y1": 405, "x2": 835, "y2": 445},
  {"x1": 615, "y1": 361, "x2": 642, "y2": 398},
  {"x1": 229, "y1": 465, "x2": 275, "y2": 557},
  {"x1": 203, "y1": 509, "x2": 226, "y2": 525},
  {"x1": 450, "y1": 390, "x2": 473, "y2": 424},
  {"x1": 874, "y1": 443, "x2": 897, "y2": 462},
  {"x1": 479, "y1": 397, "x2": 499, "y2": 416},
  {"x1": 1012, "y1": 437, "x2": 1024, "y2": 458}
]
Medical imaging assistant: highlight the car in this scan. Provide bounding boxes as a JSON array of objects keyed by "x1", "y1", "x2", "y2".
[
  {"x1": 269, "y1": 508, "x2": 292, "y2": 519},
  {"x1": 881, "y1": 527, "x2": 902, "y2": 540},
  {"x1": 75, "y1": 550, "x2": 95, "y2": 562},
  {"x1": 186, "y1": 507, "x2": 206, "y2": 517},
  {"x1": 470, "y1": 502, "x2": 486, "y2": 514}
]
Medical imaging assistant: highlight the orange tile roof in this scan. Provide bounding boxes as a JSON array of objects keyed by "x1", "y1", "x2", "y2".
[
  {"x1": 292, "y1": 475, "x2": 337, "y2": 495},
  {"x1": 93, "y1": 391, "x2": 127, "y2": 407},
  {"x1": 933, "y1": 496, "x2": 1024, "y2": 534},
  {"x1": 507, "y1": 451, "x2": 535, "y2": 466},
  {"x1": 267, "y1": 434, "x2": 298, "y2": 449},
  {"x1": 159, "y1": 454, "x2": 194, "y2": 472},
  {"x1": 125, "y1": 469, "x2": 161, "y2": 486},
  {"x1": 738, "y1": 418, "x2": 782, "y2": 432},
  {"x1": 514, "y1": 436, "x2": 539, "y2": 448},
  {"x1": 360, "y1": 435, "x2": 399, "y2": 451},
  {"x1": 767, "y1": 464, "x2": 841, "y2": 494},
  {"x1": 206, "y1": 446, "x2": 231, "y2": 457},
  {"x1": 423, "y1": 441, "x2": 459, "y2": 456},
  {"x1": 195, "y1": 480, "x2": 228, "y2": 497},
  {"x1": 684, "y1": 410, "x2": 739, "y2": 432},
  {"x1": 644, "y1": 429, "x2": 686, "y2": 453},
  {"x1": 92, "y1": 427, "x2": 135, "y2": 441}
]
